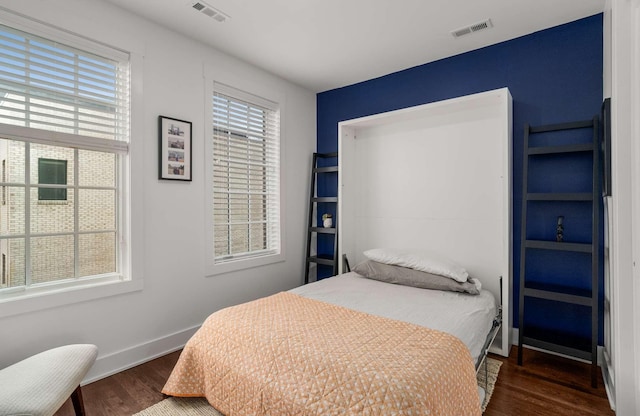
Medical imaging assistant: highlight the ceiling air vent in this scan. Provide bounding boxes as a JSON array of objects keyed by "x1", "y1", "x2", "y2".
[
  {"x1": 451, "y1": 19, "x2": 493, "y2": 38},
  {"x1": 191, "y1": 1, "x2": 229, "y2": 23}
]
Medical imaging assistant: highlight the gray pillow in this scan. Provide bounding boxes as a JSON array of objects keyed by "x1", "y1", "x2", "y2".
[{"x1": 353, "y1": 260, "x2": 480, "y2": 295}]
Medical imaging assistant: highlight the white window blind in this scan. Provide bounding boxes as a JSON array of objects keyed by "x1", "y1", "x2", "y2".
[
  {"x1": 212, "y1": 86, "x2": 280, "y2": 263},
  {"x1": 0, "y1": 23, "x2": 130, "y2": 148}
]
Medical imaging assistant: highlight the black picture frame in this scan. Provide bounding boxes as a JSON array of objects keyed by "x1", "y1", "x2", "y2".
[
  {"x1": 158, "y1": 116, "x2": 192, "y2": 181},
  {"x1": 601, "y1": 98, "x2": 611, "y2": 197}
]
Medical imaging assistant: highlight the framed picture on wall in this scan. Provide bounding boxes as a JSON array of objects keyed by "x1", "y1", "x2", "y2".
[{"x1": 159, "y1": 116, "x2": 192, "y2": 181}]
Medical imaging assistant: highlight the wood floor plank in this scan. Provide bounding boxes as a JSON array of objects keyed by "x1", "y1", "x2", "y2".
[{"x1": 54, "y1": 347, "x2": 613, "y2": 415}]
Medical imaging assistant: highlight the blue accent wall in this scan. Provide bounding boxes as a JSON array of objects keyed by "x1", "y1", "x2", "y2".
[{"x1": 316, "y1": 15, "x2": 604, "y2": 345}]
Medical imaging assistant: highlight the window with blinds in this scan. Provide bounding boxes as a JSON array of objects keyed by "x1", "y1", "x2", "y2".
[
  {"x1": 0, "y1": 19, "x2": 130, "y2": 293},
  {"x1": 212, "y1": 86, "x2": 280, "y2": 263}
]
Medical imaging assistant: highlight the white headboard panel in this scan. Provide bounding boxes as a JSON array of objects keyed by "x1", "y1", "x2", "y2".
[{"x1": 338, "y1": 88, "x2": 512, "y2": 356}]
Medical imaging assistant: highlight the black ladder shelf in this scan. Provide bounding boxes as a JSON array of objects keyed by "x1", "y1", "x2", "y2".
[
  {"x1": 304, "y1": 152, "x2": 338, "y2": 284},
  {"x1": 517, "y1": 118, "x2": 600, "y2": 388}
]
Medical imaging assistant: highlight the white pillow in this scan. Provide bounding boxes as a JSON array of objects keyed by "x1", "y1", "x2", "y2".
[{"x1": 363, "y1": 248, "x2": 469, "y2": 283}]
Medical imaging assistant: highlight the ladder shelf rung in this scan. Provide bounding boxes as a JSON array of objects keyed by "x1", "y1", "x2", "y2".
[
  {"x1": 527, "y1": 143, "x2": 594, "y2": 155},
  {"x1": 316, "y1": 152, "x2": 338, "y2": 158},
  {"x1": 529, "y1": 120, "x2": 594, "y2": 133},
  {"x1": 313, "y1": 166, "x2": 339, "y2": 173},
  {"x1": 310, "y1": 227, "x2": 336, "y2": 234},
  {"x1": 521, "y1": 337, "x2": 593, "y2": 362},
  {"x1": 523, "y1": 287, "x2": 593, "y2": 306},
  {"x1": 312, "y1": 197, "x2": 338, "y2": 203},
  {"x1": 307, "y1": 256, "x2": 336, "y2": 266},
  {"x1": 525, "y1": 240, "x2": 592, "y2": 253},
  {"x1": 526, "y1": 193, "x2": 593, "y2": 201}
]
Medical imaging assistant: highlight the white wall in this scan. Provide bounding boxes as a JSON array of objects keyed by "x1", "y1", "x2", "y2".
[
  {"x1": 609, "y1": 0, "x2": 640, "y2": 414},
  {"x1": 601, "y1": 0, "x2": 615, "y2": 406},
  {"x1": 0, "y1": 0, "x2": 316, "y2": 381}
]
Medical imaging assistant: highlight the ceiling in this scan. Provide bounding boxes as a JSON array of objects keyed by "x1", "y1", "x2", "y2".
[{"x1": 102, "y1": 0, "x2": 605, "y2": 93}]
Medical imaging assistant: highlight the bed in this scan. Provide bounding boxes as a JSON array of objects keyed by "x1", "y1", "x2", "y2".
[
  {"x1": 162, "y1": 251, "x2": 501, "y2": 415},
  {"x1": 163, "y1": 90, "x2": 511, "y2": 414},
  {"x1": 291, "y1": 271, "x2": 499, "y2": 368}
]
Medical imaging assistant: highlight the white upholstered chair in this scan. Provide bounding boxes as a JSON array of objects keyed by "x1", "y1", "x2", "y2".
[{"x1": 0, "y1": 344, "x2": 98, "y2": 416}]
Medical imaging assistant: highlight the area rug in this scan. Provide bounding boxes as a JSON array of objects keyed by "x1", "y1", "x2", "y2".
[
  {"x1": 134, "y1": 357, "x2": 502, "y2": 415},
  {"x1": 133, "y1": 397, "x2": 221, "y2": 416},
  {"x1": 477, "y1": 357, "x2": 503, "y2": 412}
]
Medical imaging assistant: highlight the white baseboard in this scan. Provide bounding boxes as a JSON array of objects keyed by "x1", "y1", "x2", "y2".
[{"x1": 83, "y1": 324, "x2": 201, "y2": 384}]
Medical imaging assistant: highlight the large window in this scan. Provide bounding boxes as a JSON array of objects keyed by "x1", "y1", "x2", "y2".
[
  {"x1": 212, "y1": 85, "x2": 280, "y2": 264},
  {"x1": 0, "y1": 19, "x2": 130, "y2": 293}
]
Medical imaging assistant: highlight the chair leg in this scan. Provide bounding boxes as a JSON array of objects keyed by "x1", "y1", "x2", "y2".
[{"x1": 70, "y1": 385, "x2": 87, "y2": 416}]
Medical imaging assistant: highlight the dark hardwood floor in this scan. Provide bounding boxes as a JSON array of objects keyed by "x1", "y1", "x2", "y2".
[
  {"x1": 54, "y1": 351, "x2": 182, "y2": 416},
  {"x1": 54, "y1": 346, "x2": 614, "y2": 416},
  {"x1": 485, "y1": 346, "x2": 613, "y2": 416}
]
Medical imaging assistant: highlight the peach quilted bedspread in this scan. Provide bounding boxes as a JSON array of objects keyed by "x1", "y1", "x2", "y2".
[{"x1": 163, "y1": 292, "x2": 481, "y2": 416}]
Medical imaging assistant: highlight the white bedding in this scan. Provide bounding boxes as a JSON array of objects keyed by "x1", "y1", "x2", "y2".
[{"x1": 289, "y1": 272, "x2": 497, "y2": 364}]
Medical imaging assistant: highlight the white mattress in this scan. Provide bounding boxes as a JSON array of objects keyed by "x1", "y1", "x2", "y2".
[{"x1": 290, "y1": 272, "x2": 497, "y2": 364}]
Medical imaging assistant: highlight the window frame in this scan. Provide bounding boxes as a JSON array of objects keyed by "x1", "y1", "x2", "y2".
[
  {"x1": 0, "y1": 10, "x2": 144, "y2": 317},
  {"x1": 205, "y1": 78, "x2": 285, "y2": 276}
]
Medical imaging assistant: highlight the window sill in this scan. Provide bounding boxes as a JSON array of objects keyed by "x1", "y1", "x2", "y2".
[
  {"x1": 206, "y1": 252, "x2": 285, "y2": 276},
  {"x1": 0, "y1": 277, "x2": 143, "y2": 318}
]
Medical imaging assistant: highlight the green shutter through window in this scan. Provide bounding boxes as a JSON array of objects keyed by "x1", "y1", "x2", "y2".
[{"x1": 38, "y1": 158, "x2": 67, "y2": 200}]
